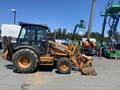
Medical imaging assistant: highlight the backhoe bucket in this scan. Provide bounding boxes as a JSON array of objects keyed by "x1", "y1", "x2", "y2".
[{"x1": 2, "y1": 36, "x2": 13, "y2": 61}]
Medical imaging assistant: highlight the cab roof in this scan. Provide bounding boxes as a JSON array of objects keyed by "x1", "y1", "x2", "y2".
[{"x1": 19, "y1": 22, "x2": 49, "y2": 29}]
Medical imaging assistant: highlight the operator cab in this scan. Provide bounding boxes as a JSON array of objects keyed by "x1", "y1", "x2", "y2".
[{"x1": 16, "y1": 22, "x2": 49, "y2": 55}]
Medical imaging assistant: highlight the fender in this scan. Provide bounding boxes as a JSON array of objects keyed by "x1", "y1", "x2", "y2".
[{"x1": 14, "y1": 45, "x2": 41, "y2": 56}]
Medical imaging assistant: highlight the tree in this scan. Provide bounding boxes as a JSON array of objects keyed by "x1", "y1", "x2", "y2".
[
  {"x1": 56, "y1": 28, "x2": 62, "y2": 39},
  {"x1": 91, "y1": 32, "x2": 101, "y2": 41},
  {"x1": 63, "y1": 28, "x2": 67, "y2": 39}
]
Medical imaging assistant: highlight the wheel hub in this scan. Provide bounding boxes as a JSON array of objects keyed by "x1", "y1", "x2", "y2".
[
  {"x1": 60, "y1": 63, "x2": 69, "y2": 71},
  {"x1": 18, "y1": 56, "x2": 31, "y2": 69}
]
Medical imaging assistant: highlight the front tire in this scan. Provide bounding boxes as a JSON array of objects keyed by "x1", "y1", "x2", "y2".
[
  {"x1": 12, "y1": 49, "x2": 38, "y2": 73},
  {"x1": 57, "y1": 58, "x2": 72, "y2": 74}
]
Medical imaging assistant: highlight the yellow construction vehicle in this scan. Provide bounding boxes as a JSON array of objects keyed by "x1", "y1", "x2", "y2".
[{"x1": 2, "y1": 22, "x2": 97, "y2": 75}]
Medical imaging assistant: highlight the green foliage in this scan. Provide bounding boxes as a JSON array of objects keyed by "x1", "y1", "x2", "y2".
[
  {"x1": 91, "y1": 32, "x2": 101, "y2": 41},
  {"x1": 48, "y1": 28, "x2": 83, "y2": 40},
  {"x1": 48, "y1": 28, "x2": 108, "y2": 43}
]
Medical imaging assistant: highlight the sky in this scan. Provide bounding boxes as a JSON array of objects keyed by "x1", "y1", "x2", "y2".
[{"x1": 0, "y1": 0, "x2": 120, "y2": 35}]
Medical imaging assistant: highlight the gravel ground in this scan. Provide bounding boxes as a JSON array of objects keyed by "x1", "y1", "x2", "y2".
[{"x1": 0, "y1": 56, "x2": 120, "y2": 90}]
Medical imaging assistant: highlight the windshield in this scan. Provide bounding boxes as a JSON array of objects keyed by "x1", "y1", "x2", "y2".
[{"x1": 17, "y1": 26, "x2": 48, "y2": 45}]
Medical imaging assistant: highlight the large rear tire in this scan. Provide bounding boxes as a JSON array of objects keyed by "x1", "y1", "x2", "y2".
[
  {"x1": 57, "y1": 58, "x2": 72, "y2": 74},
  {"x1": 12, "y1": 49, "x2": 38, "y2": 73}
]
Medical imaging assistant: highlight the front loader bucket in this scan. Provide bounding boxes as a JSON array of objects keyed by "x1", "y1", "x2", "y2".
[
  {"x1": 68, "y1": 44, "x2": 97, "y2": 76},
  {"x1": 81, "y1": 66, "x2": 97, "y2": 76},
  {"x1": 81, "y1": 54, "x2": 97, "y2": 76}
]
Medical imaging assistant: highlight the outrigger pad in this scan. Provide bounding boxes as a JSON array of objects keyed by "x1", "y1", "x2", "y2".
[{"x1": 81, "y1": 66, "x2": 97, "y2": 76}]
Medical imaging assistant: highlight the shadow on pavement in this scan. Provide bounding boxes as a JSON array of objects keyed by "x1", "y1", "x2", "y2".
[
  {"x1": 38, "y1": 66, "x2": 54, "y2": 72},
  {"x1": 4, "y1": 64, "x2": 54, "y2": 74},
  {"x1": 4, "y1": 64, "x2": 14, "y2": 69}
]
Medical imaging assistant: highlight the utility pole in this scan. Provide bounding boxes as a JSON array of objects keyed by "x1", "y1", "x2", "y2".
[
  {"x1": 87, "y1": 0, "x2": 96, "y2": 39},
  {"x1": 11, "y1": 8, "x2": 16, "y2": 24}
]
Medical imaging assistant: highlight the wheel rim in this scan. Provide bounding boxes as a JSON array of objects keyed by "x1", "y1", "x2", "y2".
[
  {"x1": 18, "y1": 56, "x2": 31, "y2": 69},
  {"x1": 60, "y1": 62, "x2": 69, "y2": 72}
]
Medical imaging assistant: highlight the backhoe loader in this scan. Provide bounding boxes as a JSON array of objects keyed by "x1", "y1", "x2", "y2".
[{"x1": 2, "y1": 22, "x2": 97, "y2": 76}]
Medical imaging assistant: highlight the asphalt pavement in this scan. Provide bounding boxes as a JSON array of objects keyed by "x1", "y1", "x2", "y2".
[{"x1": 0, "y1": 56, "x2": 120, "y2": 90}]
